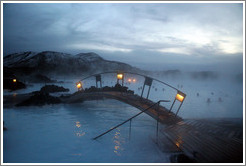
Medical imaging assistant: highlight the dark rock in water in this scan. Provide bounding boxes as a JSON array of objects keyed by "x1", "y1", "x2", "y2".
[
  {"x1": 40, "y1": 85, "x2": 69, "y2": 93},
  {"x1": 207, "y1": 98, "x2": 211, "y2": 103},
  {"x1": 81, "y1": 83, "x2": 134, "y2": 94},
  {"x1": 16, "y1": 91, "x2": 61, "y2": 106}
]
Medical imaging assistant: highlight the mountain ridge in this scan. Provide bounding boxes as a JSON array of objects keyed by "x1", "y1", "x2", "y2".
[{"x1": 3, "y1": 51, "x2": 140, "y2": 76}]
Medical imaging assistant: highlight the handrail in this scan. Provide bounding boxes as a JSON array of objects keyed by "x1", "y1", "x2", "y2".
[
  {"x1": 79, "y1": 71, "x2": 182, "y2": 93},
  {"x1": 92, "y1": 99, "x2": 170, "y2": 140}
]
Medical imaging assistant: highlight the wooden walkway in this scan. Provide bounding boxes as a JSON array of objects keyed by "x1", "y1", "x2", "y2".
[
  {"x1": 4, "y1": 91, "x2": 243, "y2": 163},
  {"x1": 65, "y1": 91, "x2": 182, "y2": 125},
  {"x1": 160, "y1": 118, "x2": 243, "y2": 163},
  {"x1": 66, "y1": 91, "x2": 243, "y2": 163}
]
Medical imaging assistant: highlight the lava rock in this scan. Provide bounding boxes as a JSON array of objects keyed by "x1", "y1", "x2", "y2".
[
  {"x1": 82, "y1": 84, "x2": 134, "y2": 94},
  {"x1": 40, "y1": 85, "x2": 69, "y2": 93},
  {"x1": 16, "y1": 91, "x2": 61, "y2": 106}
]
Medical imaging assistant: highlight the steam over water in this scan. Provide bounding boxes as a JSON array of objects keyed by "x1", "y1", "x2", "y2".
[{"x1": 3, "y1": 74, "x2": 243, "y2": 163}]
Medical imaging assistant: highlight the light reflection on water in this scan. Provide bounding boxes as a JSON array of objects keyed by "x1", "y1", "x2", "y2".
[
  {"x1": 3, "y1": 100, "x2": 169, "y2": 163},
  {"x1": 75, "y1": 121, "x2": 86, "y2": 137},
  {"x1": 113, "y1": 129, "x2": 125, "y2": 156}
]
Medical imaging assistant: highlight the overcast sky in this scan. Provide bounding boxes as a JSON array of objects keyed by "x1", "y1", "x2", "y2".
[{"x1": 3, "y1": 3, "x2": 244, "y2": 71}]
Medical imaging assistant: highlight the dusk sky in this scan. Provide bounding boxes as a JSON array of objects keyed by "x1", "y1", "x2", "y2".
[{"x1": 3, "y1": 3, "x2": 244, "y2": 71}]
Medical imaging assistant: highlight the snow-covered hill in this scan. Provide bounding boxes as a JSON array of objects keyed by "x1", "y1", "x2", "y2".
[{"x1": 3, "y1": 51, "x2": 139, "y2": 76}]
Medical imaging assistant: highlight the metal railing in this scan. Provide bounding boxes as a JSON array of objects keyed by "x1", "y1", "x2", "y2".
[
  {"x1": 79, "y1": 71, "x2": 180, "y2": 92},
  {"x1": 92, "y1": 100, "x2": 170, "y2": 140}
]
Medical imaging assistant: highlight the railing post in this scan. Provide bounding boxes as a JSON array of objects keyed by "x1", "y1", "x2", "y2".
[
  {"x1": 95, "y1": 75, "x2": 102, "y2": 89},
  {"x1": 146, "y1": 85, "x2": 151, "y2": 99},
  {"x1": 175, "y1": 101, "x2": 184, "y2": 117},
  {"x1": 141, "y1": 84, "x2": 145, "y2": 98},
  {"x1": 129, "y1": 119, "x2": 132, "y2": 140},
  {"x1": 141, "y1": 77, "x2": 153, "y2": 99},
  {"x1": 169, "y1": 98, "x2": 176, "y2": 113},
  {"x1": 156, "y1": 101, "x2": 160, "y2": 144}
]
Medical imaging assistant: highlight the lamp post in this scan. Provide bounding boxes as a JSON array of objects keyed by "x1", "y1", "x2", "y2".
[
  {"x1": 95, "y1": 75, "x2": 102, "y2": 88},
  {"x1": 141, "y1": 77, "x2": 153, "y2": 99},
  {"x1": 76, "y1": 81, "x2": 83, "y2": 91},
  {"x1": 170, "y1": 91, "x2": 186, "y2": 116},
  {"x1": 117, "y1": 72, "x2": 124, "y2": 86}
]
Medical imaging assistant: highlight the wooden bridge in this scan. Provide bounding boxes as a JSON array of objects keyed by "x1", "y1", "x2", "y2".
[
  {"x1": 67, "y1": 71, "x2": 243, "y2": 163},
  {"x1": 65, "y1": 91, "x2": 182, "y2": 125}
]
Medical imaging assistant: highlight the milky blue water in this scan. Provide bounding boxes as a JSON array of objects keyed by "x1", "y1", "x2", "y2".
[
  {"x1": 3, "y1": 74, "x2": 243, "y2": 163},
  {"x1": 3, "y1": 100, "x2": 170, "y2": 163}
]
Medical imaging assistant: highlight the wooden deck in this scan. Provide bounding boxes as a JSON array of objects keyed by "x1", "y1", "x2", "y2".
[
  {"x1": 4, "y1": 91, "x2": 243, "y2": 163},
  {"x1": 65, "y1": 91, "x2": 182, "y2": 125},
  {"x1": 66, "y1": 91, "x2": 243, "y2": 163},
  {"x1": 160, "y1": 118, "x2": 243, "y2": 163}
]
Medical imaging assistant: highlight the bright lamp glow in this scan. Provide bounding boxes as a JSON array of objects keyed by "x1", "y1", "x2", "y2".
[
  {"x1": 128, "y1": 78, "x2": 132, "y2": 82},
  {"x1": 13, "y1": 79, "x2": 17, "y2": 83},
  {"x1": 76, "y1": 81, "x2": 82, "y2": 89},
  {"x1": 133, "y1": 79, "x2": 136, "y2": 83},
  {"x1": 117, "y1": 74, "x2": 123, "y2": 80},
  {"x1": 176, "y1": 93, "x2": 184, "y2": 102}
]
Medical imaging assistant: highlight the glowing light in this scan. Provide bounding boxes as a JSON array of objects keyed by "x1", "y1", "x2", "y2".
[
  {"x1": 176, "y1": 93, "x2": 184, "y2": 102},
  {"x1": 133, "y1": 79, "x2": 136, "y2": 83},
  {"x1": 175, "y1": 137, "x2": 183, "y2": 148},
  {"x1": 175, "y1": 142, "x2": 180, "y2": 148},
  {"x1": 76, "y1": 81, "x2": 82, "y2": 89},
  {"x1": 13, "y1": 79, "x2": 16, "y2": 83},
  {"x1": 117, "y1": 73, "x2": 123, "y2": 80},
  {"x1": 128, "y1": 78, "x2": 132, "y2": 82}
]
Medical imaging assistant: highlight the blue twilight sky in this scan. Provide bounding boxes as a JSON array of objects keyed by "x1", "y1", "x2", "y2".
[{"x1": 3, "y1": 3, "x2": 244, "y2": 71}]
